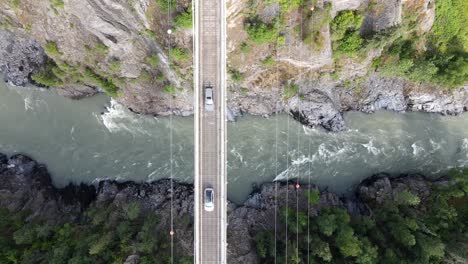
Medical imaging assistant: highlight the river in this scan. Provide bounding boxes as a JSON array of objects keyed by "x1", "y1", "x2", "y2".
[{"x1": 1, "y1": 81, "x2": 468, "y2": 203}]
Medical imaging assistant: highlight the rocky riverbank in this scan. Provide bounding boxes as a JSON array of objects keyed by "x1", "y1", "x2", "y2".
[
  {"x1": 1, "y1": 152, "x2": 463, "y2": 263},
  {"x1": 1, "y1": 0, "x2": 467, "y2": 131},
  {"x1": 2, "y1": 27, "x2": 466, "y2": 131}
]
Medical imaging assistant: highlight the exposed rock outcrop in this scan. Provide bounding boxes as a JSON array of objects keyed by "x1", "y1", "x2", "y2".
[
  {"x1": 0, "y1": 0, "x2": 193, "y2": 114},
  {"x1": 0, "y1": 0, "x2": 466, "y2": 131},
  {"x1": 341, "y1": 75, "x2": 468, "y2": 116},
  {"x1": 0, "y1": 153, "x2": 93, "y2": 223},
  {"x1": 0, "y1": 29, "x2": 46, "y2": 86}
]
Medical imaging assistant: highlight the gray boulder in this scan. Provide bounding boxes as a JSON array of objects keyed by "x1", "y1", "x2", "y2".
[{"x1": 0, "y1": 29, "x2": 46, "y2": 86}]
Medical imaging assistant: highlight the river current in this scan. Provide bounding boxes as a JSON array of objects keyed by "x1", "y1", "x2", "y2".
[{"x1": 1, "y1": 81, "x2": 468, "y2": 203}]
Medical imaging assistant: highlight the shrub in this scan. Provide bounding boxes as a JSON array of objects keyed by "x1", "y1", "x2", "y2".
[
  {"x1": 331, "y1": 10, "x2": 364, "y2": 41},
  {"x1": 245, "y1": 18, "x2": 278, "y2": 45},
  {"x1": 429, "y1": 0, "x2": 467, "y2": 52},
  {"x1": 330, "y1": 10, "x2": 364, "y2": 56},
  {"x1": 335, "y1": 32, "x2": 364, "y2": 54},
  {"x1": 283, "y1": 84, "x2": 299, "y2": 99},
  {"x1": 31, "y1": 72, "x2": 62, "y2": 87},
  {"x1": 52, "y1": 66, "x2": 67, "y2": 79},
  {"x1": 44, "y1": 41, "x2": 62, "y2": 56},
  {"x1": 261, "y1": 56, "x2": 275, "y2": 67},
  {"x1": 31, "y1": 61, "x2": 63, "y2": 87},
  {"x1": 174, "y1": 8, "x2": 192, "y2": 28},
  {"x1": 83, "y1": 68, "x2": 120, "y2": 97},
  {"x1": 145, "y1": 53, "x2": 159, "y2": 67},
  {"x1": 229, "y1": 68, "x2": 244, "y2": 82}
]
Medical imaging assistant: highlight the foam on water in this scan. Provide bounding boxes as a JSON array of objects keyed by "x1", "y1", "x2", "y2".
[
  {"x1": 362, "y1": 140, "x2": 381, "y2": 155},
  {"x1": 411, "y1": 142, "x2": 425, "y2": 156},
  {"x1": 101, "y1": 99, "x2": 155, "y2": 136}
]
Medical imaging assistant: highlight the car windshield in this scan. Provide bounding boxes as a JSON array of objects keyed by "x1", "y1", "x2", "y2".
[{"x1": 205, "y1": 190, "x2": 213, "y2": 201}]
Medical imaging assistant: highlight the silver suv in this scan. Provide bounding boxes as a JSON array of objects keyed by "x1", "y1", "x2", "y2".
[
  {"x1": 204, "y1": 85, "x2": 214, "y2": 111},
  {"x1": 204, "y1": 187, "x2": 214, "y2": 212}
]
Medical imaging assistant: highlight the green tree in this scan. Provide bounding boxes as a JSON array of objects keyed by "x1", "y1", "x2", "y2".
[
  {"x1": 355, "y1": 238, "x2": 378, "y2": 264},
  {"x1": 245, "y1": 18, "x2": 278, "y2": 45},
  {"x1": 395, "y1": 190, "x2": 421, "y2": 206},
  {"x1": 310, "y1": 237, "x2": 332, "y2": 262},
  {"x1": 306, "y1": 189, "x2": 320, "y2": 205},
  {"x1": 335, "y1": 225, "x2": 362, "y2": 257},
  {"x1": 123, "y1": 202, "x2": 140, "y2": 221},
  {"x1": 316, "y1": 212, "x2": 337, "y2": 236}
]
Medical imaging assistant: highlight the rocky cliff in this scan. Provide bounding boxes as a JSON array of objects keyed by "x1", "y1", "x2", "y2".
[
  {"x1": 1, "y1": 152, "x2": 460, "y2": 263},
  {"x1": 0, "y1": 0, "x2": 466, "y2": 130}
]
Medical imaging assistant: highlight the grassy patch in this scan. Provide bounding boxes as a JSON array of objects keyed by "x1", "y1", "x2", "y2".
[
  {"x1": 240, "y1": 42, "x2": 251, "y2": 53},
  {"x1": 48, "y1": 0, "x2": 64, "y2": 14},
  {"x1": 163, "y1": 84, "x2": 177, "y2": 94},
  {"x1": 302, "y1": 2, "x2": 332, "y2": 51},
  {"x1": 261, "y1": 56, "x2": 275, "y2": 67},
  {"x1": 109, "y1": 59, "x2": 121, "y2": 73},
  {"x1": 139, "y1": 70, "x2": 153, "y2": 83},
  {"x1": 49, "y1": 0, "x2": 64, "y2": 9},
  {"x1": 140, "y1": 29, "x2": 156, "y2": 40},
  {"x1": 9, "y1": 0, "x2": 21, "y2": 9},
  {"x1": 274, "y1": 0, "x2": 306, "y2": 12},
  {"x1": 169, "y1": 47, "x2": 189, "y2": 63},
  {"x1": 229, "y1": 68, "x2": 244, "y2": 82},
  {"x1": 94, "y1": 43, "x2": 109, "y2": 56},
  {"x1": 154, "y1": 0, "x2": 173, "y2": 12},
  {"x1": 283, "y1": 83, "x2": 299, "y2": 99}
]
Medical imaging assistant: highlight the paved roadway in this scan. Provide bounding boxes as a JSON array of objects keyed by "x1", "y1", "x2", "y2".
[{"x1": 193, "y1": 0, "x2": 227, "y2": 262}]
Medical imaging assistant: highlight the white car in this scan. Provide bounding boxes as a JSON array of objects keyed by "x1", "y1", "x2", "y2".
[
  {"x1": 204, "y1": 187, "x2": 214, "y2": 212},
  {"x1": 204, "y1": 85, "x2": 214, "y2": 111}
]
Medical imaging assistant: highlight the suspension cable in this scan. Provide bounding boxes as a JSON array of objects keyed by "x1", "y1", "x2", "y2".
[
  {"x1": 284, "y1": 0, "x2": 295, "y2": 259},
  {"x1": 274, "y1": 42, "x2": 279, "y2": 264},
  {"x1": 296, "y1": 1, "x2": 306, "y2": 262},
  {"x1": 166, "y1": 0, "x2": 174, "y2": 262}
]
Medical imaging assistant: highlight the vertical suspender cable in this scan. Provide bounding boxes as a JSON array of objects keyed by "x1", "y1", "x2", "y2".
[{"x1": 166, "y1": 0, "x2": 174, "y2": 263}]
